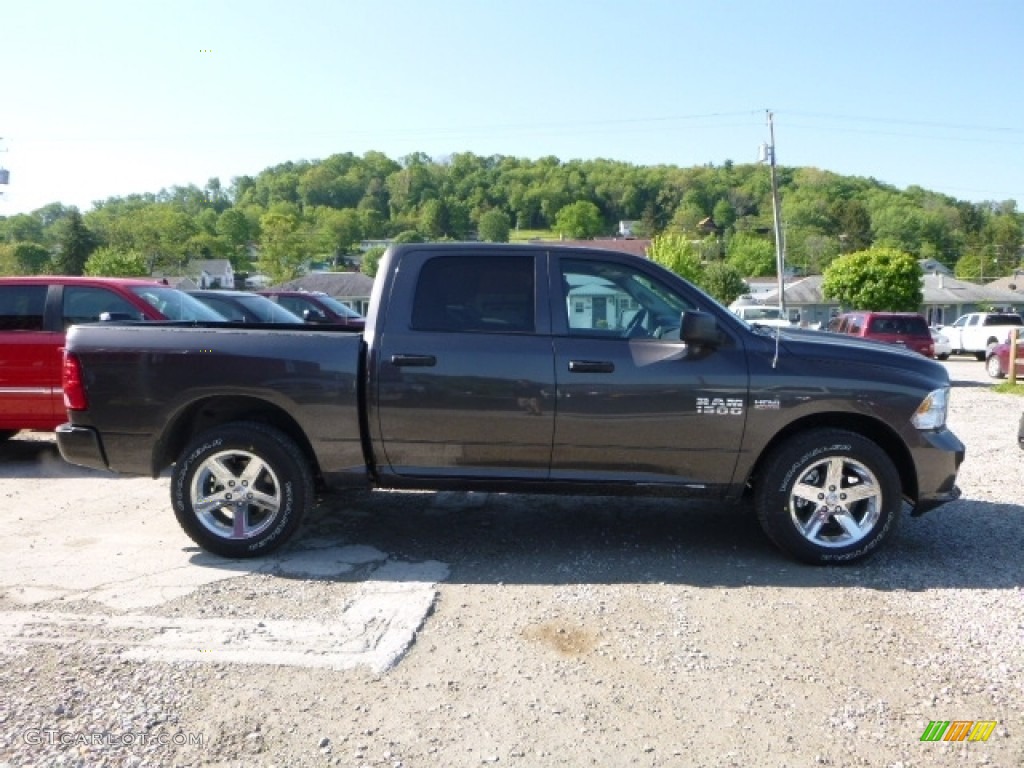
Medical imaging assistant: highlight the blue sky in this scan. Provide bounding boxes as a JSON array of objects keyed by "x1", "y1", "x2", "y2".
[{"x1": 3, "y1": 0, "x2": 1024, "y2": 215}]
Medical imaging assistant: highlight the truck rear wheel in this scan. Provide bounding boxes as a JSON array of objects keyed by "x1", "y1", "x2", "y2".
[
  {"x1": 171, "y1": 422, "x2": 313, "y2": 558},
  {"x1": 754, "y1": 429, "x2": 901, "y2": 565}
]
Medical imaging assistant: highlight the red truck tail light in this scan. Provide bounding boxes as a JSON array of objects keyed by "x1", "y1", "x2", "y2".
[{"x1": 62, "y1": 352, "x2": 88, "y2": 411}]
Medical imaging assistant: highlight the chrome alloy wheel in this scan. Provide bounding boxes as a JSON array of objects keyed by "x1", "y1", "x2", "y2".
[
  {"x1": 190, "y1": 448, "x2": 283, "y2": 540},
  {"x1": 787, "y1": 455, "x2": 882, "y2": 549}
]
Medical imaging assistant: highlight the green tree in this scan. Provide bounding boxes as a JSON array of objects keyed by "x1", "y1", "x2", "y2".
[
  {"x1": 393, "y1": 230, "x2": 424, "y2": 243},
  {"x1": 725, "y1": 233, "x2": 776, "y2": 277},
  {"x1": 698, "y1": 261, "x2": 747, "y2": 305},
  {"x1": 984, "y1": 213, "x2": 1022, "y2": 277},
  {"x1": 648, "y1": 234, "x2": 702, "y2": 283},
  {"x1": 666, "y1": 202, "x2": 707, "y2": 235},
  {"x1": 822, "y1": 247, "x2": 923, "y2": 311},
  {"x1": 11, "y1": 242, "x2": 52, "y2": 274},
  {"x1": 834, "y1": 200, "x2": 872, "y2": 252},
  {"x1": 361, "y1": 245, "x2": 386, "y2": 278},
  {"x1": 554, "y1": 201, "x2": 603, "y2": 239},
  {"x1": 54, "y1": 210, "x2": 98, "y2": 275},
  {"x1": 313, "y1": 207, "x2": 363, "y2": 267},
  {"x1": 478, "y1": 210, "x2": 511, "y2": 242},
  {"x1": 257, "y1": 211, "x2": 305, "y2": 284},
  {"x1": 216, "y1": 208, "x2": 253, "y2": 267},
  {"x1": 84, "y1": 247, "x2": 148, "y2": 276},
  {"x1": 2, "y1": 213, "x2": 45, "y2": 244},
  {"x1": 418, "y1": 198, "x2": 446, "y2": 239}
]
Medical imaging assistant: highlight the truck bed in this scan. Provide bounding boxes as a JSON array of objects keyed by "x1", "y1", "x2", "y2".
[{"x1": 61, "y1": 322, "x2": 366, "y2": 478}]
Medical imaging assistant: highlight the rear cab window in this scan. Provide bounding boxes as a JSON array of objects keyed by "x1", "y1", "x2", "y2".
[{"x1": 983, "y1": 315, "x2": 1023, "y2": 326}]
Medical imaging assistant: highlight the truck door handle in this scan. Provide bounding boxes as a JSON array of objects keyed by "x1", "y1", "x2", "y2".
[
  {"x1": 568, "y1": 360, "x2": 615, "y2": 373},
  {"x1": 390, "y1": 354, "x2": 437, "y2": 367}
]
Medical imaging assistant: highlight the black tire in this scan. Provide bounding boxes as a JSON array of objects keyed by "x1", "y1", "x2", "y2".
[
  {"x1": 936, "y1": 353, "x2": 949, "y2": 361},
  {"x1": 985, "y1": 354, "x2": 1005, "y2": 379},
  {"x1": 171, "y1": 421, "x2": 313, "y2": 558},
  {"x1": 0, "y1": 430, "x2": 18, "y2": 442},
  {"x1": 974, "y1": 350, "x2": 987, "y2": 361},
  {"x1": 754, "y1": 429, "x2": 901, "y2": 565}
]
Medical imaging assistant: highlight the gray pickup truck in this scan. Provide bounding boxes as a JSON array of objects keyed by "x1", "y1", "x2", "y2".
[{"x1": 57, "y1": 243, "x2": 964, "y2": 564}]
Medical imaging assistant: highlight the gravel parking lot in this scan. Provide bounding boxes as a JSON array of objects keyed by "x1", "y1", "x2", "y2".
[{"x1": 0, "y1": 358, "x2": 1021, "y2": 767}]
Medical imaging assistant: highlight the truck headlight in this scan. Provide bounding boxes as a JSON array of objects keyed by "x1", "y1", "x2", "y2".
[{"x1": 911, "y1": 387, "x2": 949, "y2": 430}]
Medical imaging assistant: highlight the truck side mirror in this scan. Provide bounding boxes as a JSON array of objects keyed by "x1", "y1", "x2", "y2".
[{"x1": 679, "y1": 311, "x2": 719, "y2": 347}]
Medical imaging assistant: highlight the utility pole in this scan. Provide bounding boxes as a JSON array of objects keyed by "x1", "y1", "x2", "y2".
[{"x1": 765, "y1": 111, "x2": 786, "y2": 316}]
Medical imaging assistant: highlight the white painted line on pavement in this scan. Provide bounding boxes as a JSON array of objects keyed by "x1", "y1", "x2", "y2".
[{"x1": 0, "y1": 559, "x2": 449, "y2": 673}]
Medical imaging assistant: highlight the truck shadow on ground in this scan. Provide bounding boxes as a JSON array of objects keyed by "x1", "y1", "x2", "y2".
[
  {"x1": 0, "y1": 435, "x2": 112, "y2": 479},
  {"x1": 262, "y1": 489, "x2": 1024, "y2": 592}
]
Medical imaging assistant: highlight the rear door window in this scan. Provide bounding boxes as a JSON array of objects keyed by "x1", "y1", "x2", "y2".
[
  {"x1": 411, "y1": 256, "x2": 535, "y2": 333},
  {"x1": 0, "y1": 285, "x2": 47, "y2": 331}
]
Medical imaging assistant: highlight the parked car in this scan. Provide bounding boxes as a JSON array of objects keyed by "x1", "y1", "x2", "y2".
[
  {"x1": 828, "y1": 311, "x2": 934, "y2": 357},
  {"x1": 984, "y1": 334, "x2": 1024, "y2": 379},
  {"x1": 931, "y1": 329, "x2": 952, "y2": 361},
  {"x1": 0, "y1": 276, "x2": 224, "y2": 439},
  {"x1": 186, "y1": 290, "x2": 305, "y2": 324},
  {"x1": 259, "y1": 290, "x2": 365, "y2": 330}
]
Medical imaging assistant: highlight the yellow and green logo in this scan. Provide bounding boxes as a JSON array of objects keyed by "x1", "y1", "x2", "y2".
[{"x1": 920, "y1": 720, "x2": 997, "y2": 742}]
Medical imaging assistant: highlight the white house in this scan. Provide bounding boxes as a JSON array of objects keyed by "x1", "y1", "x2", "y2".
[{"x1": 187, "y1": 259, "x2": 235, "y2": 289}]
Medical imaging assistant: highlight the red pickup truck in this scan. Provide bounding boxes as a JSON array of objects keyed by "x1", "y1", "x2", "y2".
[{"x1": 0, "y1": 276, "x2": 223, "y2": 439}]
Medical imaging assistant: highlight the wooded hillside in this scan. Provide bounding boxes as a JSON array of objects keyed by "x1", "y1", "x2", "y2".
[{"x1": 1, "y1": 151, "x2": 1020, "y2": 283}]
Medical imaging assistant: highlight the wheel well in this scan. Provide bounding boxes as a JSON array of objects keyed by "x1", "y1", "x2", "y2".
[
  {"x1": 745, "y1": 413, "x2": 918, "y2": 503},
  {"x1": 153, "y1": 396, "x2": 322, "y2": 482}
]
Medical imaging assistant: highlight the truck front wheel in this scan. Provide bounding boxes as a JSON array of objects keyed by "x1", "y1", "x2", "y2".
[
  {"x1": 171, "y1": 422, "x2": 313, "y2": 558},
  {"x1": 754, "y1": 429, "x2": 901, "y2": 565}
]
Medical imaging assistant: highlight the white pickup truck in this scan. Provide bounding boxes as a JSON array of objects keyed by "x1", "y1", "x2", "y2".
[
  {"x1": 937, "y1": 312, "x2": 1024, "y2": 360},
  {"x1": 729, "y1": 303, "x2": 794, "y2": 328}
]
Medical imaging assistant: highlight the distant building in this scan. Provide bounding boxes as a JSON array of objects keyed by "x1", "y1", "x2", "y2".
[
  {"x1": 755, "y1": 272, "x2": 1024, "y2": 329},
  {"x1": 186, "y1": 259, "x2": 235, "y2": 289},
  {"x1": 545, "y1": 238, "x2": 652, "y2": 258},
  {"x1": 918, "y1": 258, "x2": 953, "y2": 276}
]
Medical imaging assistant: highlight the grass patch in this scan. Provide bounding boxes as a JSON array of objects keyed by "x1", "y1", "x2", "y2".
[{"x1": 993, "y1": 381, "x2": 1024, "y2": 396}]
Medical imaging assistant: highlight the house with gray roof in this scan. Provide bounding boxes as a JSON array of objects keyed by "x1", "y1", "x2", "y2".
[{"x1": 755, "y1": 272, "x2": 1024, "y2": 328}]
